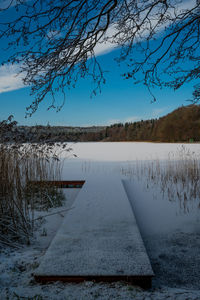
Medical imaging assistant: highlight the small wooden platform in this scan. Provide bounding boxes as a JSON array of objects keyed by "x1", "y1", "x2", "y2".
[
  {"x1": 29, "y1": 180, "x2": 85, "y2": 188},
  {"x1": 34, "y1": 177, "x2": 154, "y2": 288}
]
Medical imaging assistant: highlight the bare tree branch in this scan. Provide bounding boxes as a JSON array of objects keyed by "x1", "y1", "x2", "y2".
[{"x1": 0, "y1": 0, "x2": 200, "y2": 113}]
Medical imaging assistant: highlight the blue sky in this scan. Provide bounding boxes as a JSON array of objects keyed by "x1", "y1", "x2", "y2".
[{"x1": 0, "y1": 0, "x2": 196, "y2": 126}]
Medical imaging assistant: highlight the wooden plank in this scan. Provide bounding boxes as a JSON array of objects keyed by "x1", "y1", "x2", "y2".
[
  {"x1": 28, "y1": 180, "x2": 85, "y2": 188},
  {"x1": 34, "y1": 275, "x2": 152, "y2": 289}
]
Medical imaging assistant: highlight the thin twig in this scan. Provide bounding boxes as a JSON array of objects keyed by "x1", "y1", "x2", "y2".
[{"x1": 34, "y1": 206, "x2": 75, "y2": 221}]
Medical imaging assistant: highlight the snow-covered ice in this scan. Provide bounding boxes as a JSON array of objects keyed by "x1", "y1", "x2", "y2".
[{"x1": 62, "y1": 141, "x2": 200, "y2": 161}]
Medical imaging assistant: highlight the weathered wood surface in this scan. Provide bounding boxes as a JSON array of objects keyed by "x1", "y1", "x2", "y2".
[
  {"x1": 29, "y1": 180, "x2": 85, "y2": 188},
  {"x1": 35, "y1": 176, "x2": 154, "y2": 287}
]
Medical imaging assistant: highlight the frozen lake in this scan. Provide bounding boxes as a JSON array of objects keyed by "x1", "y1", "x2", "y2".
[
  {"x1": 61, "y1": 141, "x2": 200, "y2": 161},
  {"x1": 1, "y1": 142, "x2": 200, "y2": 299},
  {"x1": 60, "y1": 142, "x2": 200, "y2": 288}
]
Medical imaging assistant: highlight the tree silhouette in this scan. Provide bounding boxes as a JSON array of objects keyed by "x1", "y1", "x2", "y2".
[{"x1": 0, "y1": 0, "x2": 200, "y2": 114}]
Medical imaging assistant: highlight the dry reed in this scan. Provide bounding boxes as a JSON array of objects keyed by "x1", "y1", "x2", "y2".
[
  {"x1": 121, "y1": 145, "x2": 200, "y2": 214},
  {"x1": 0, "y1": 117, "x2": 67, "y2": 248},
  {"x1": 0, "y1": 143, "x2": 64, "y2": 248}
]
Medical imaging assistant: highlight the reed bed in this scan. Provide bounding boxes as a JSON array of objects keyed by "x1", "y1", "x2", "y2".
[
  {"x1": 0, "y1": 142, "x2": 64, "y2": 248},
  {"x1": 121, "y1": 145, "x2": 200, "y2": 214}
]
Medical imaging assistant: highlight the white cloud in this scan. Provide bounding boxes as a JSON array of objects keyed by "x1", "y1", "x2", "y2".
[
  {"x1": 124, "y1": 116, "x2": 141, "y2": 123},
  {"x1": 81, "y1": 116, "x2": 141, "y2": 126},
  {"x1": 94, "y1": 25, "x2": 118, "y2": 56},
  {"x1": 0, "y1": 0, "x2": 196, "y2": 94},
  {"x1": 105, "y1": 116, "x2": 141, "y2": 125},
  {"x1": 151, "y1": 107, "x2": 167, "y2": 118},
  {"x1": 94, "y1": 0, "x2": 196, "y2": 57},
  {"x1": 105, "y1": 119, "x2": 121, "y2": 125},
  {"x1": 177, "y1": 0, "x2": 196, "y2": 10},
  {"x1": 0, "y1": 64, "x2": 25, "y2": 93}
]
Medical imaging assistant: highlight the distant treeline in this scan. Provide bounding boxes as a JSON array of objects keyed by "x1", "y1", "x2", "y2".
[
  {"x1": 3, "y1": 104, "x2": 200, "y2": 143},
  {"x1": 80, "y1": 105, "x2": 200, "y2": 142}
]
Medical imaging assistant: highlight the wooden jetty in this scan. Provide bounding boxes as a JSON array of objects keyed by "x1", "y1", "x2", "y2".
[{"x1": 34, "y1": 177, "x2": 154, "y2": 288}]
